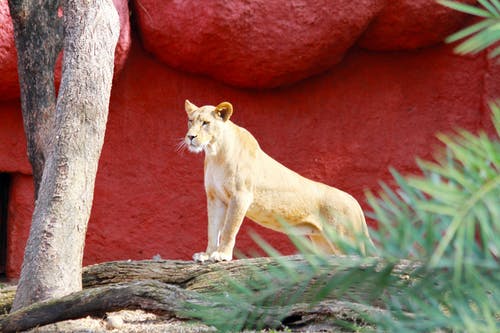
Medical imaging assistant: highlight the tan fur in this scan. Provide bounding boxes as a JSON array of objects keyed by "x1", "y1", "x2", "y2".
[{"x1": 184, "y1": 100, "x2": 373, "y2": 262}]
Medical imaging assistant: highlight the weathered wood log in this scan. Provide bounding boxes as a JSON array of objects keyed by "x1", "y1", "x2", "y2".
[
  {"x1": 83, "y1": 255, "x2": 418, "y2": 291},
  {"x1": 83, "y1": 255, "x2": 301, "y2": 289},
  {"x1": 0, "y1": 255, "x2": 419, "y2": 331},
  {"x1": 0, "y1": 278, "x2": 386, "y2": 333},
  {"x1": 0, "y1": 280, "x2": 192, "y2": 332},
  {"x1": 0, "y1": 255, "x2": 419, "y2": 313},
  {"x1": 83, "y1": 255, "x2": 419, "y2": 306},
  {"x1": 0, "y1": 256, "x2": 296, "y2": 313}
]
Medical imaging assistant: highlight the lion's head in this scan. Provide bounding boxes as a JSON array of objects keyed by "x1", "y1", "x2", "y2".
[{"x1": 184, "y1": 100, "x2": 233, "y2": 154}]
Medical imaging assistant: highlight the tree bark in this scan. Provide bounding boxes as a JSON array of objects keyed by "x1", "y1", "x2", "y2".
[
  {"x1": 1, "y1": 279, "x2": 385, "y2": 333},
  {"x1": 82, "y1": 255, "x2": 418, "y2": 303},
  {"x1": 1, "y1": 281, "x2": 194, "y2": 333},
  {"x1": 8, "y1": 0, "x2": 62, "y2": 198},
  {"x1": 10, "y1": 0, "x2": 120, "y2": 311},
  {"x1": 0, "y1": 256, "x2": 419, "y2": 330}
]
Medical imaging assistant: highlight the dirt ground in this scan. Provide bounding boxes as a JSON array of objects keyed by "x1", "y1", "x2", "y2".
[
  {"x1": 24, "y1": 309, "x2": 338, "y2": 332},
  {"x1": 1, "y1": 295, "x2": 354, "y2": 333},
  {"x1": 25, "y1": 310, "x2": 215, "y2": 333}
]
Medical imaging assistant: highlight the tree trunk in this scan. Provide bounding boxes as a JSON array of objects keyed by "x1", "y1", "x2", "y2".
[
  {"x1": 10, "y1": 0, "x2": 120, "y2": 311},
  {"x1": 8, "y1": 0, "x2": 62, "y2": 198}
]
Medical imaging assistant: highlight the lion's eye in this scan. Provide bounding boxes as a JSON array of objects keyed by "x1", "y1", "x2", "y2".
[{"x1": 202, "y1": 121, "x2": 210, "y2": 127}]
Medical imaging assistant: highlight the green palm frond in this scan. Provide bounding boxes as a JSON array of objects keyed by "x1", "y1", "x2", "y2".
[
  {"x1": 438, "y1": 0, "x2": 494, "y2": 17},
  {"x1": 363, "y1": 103, "x2": 500, "y2": 331},
  {"x1": 439, "y1": 0, "x2": 500, "y2": 56},
  {"x1": 411, "y1": 132, "x2": 500, "y2": 276}
]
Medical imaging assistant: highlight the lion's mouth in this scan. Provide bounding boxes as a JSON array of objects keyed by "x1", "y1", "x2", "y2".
[{"x1": 187, "y1": 142, "x2": 203, "y2": 153}]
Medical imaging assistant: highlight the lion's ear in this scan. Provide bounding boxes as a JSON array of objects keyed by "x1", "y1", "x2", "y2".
[
  {"x1": 215, "y1": 102, "x2": 233, "y2": 122},
  {"x1": 185, "y1": 100, "x2": 198, "y2": 114}
]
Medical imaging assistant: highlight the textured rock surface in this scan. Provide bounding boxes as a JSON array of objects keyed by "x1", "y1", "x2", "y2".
[
  {"x1": 0, "y1": 101, "x2": 30, "y2": 174},
  {"x1": 112, "y1": 0, "x2": 131, "y2": 74},
  {"x1": 5, "y1": 174, "x2": 33, "y2": 278},
  {"x1": 133, "y1": 0, "x2": 474, "y2": 88},
  {"x1": 0, "y1": 0, "x2": 477, "y2": 93},
  {"x1": 134, "y1": 0, "x2": 387, "y2": 88},
  {"x1": 0, "y1": 0, "x2": 131, "y2": 101},
  {"x1": 0, "y1": 3, "x2": 19, "y2": 101},
  {"x1": 359, "y1": 0, "x2": 476, "y2": 50}
]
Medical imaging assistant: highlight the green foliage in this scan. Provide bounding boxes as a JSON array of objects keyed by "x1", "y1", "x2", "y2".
[
  {"x1": 438, "y1": 0, "x2": 500, "y2": 56},
  {"x1": 364, "y1": 104, "x2": 500, "y2": 332}
]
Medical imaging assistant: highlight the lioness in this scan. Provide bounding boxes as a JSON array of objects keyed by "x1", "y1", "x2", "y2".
[{"x1": 183, "y1": 100, "x2": 372, "y2": 262}]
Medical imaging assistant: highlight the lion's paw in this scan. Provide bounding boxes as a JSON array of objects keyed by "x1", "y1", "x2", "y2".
[
  {"x1": 209, "y1": 251, "x2": 232, "y2": 262},
  {"x1": 193, "y1": 252, "x2": 210, "y2": 263}
]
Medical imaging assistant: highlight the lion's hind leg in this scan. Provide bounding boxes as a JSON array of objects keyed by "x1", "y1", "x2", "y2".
[
  {"x1": 308, "y1": 234, "x2": 343, "y2": 255},
  {"x1": 289, "y1": 221, "x2": 343, "y2": 255}
]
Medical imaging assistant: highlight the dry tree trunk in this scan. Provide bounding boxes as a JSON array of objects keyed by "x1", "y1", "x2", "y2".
[
  {"x1": 9, "y1": 0, "x2": 120, "y2": 310},
  {"x1": 8, "y1": 0, "x2": 62, "y2": 199}
]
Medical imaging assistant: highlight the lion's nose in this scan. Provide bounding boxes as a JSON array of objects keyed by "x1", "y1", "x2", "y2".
[{"x1": 188, "y1": 135, "x2": 197, "y2": 141}]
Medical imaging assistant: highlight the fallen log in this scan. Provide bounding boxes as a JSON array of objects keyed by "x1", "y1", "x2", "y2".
[
  {"x1": 0, "y1": 279, "x2": 387, "y2": 333},
  {"x1": 82, "y1": 255, "x2": 419, "y2": 305},
  {"x1": 0, "y1": 280, "x2": 193, "y2": 332},
  {"x1": 83, "y1": 255, "x2": 418, "y2": 292},
  {"x1": 0, "y1": 255, "x2": 419, "y2": 331}
]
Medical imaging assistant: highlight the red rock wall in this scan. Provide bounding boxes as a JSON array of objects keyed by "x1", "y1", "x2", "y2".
[
  {"x1": 134, "y1": 0, "x2": 474, "y2": 88},
  {"x1": 1, "y1": 1, "x2": 498, "y2": 278}
]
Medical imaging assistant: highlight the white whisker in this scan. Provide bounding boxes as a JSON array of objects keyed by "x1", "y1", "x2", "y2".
[{"x1": 175, "y1": 138, "x2": 188, "y2": 153}]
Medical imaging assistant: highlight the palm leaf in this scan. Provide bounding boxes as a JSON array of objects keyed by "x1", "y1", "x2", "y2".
[
  {"x1": 445, "y1": 19, "x2": 496, "y2": 43},
  {"x1": 440, "y1": 1, "x2": 500, "y2": 56},
  {"x1": 438, "y1": 0, "x2": 493, "y2": 17},
  {"x1": 478, "y1": 0, "x2": 500, "y2": 16},
  {"x1": 428, "y1": 166, "x2": 500, "y2": 269},
  {"x1": 490, "y1": 0, "x2": 500, "y2": 13},
  {"x1": 489, "y1": 44, "x2": 500, "y2": 57},
  {"x1": 454, "y1": 23, "x2": 500, "y2": 54},
  {"x1": 491, "y1": 101, "x2": 500, "y2": 135}
]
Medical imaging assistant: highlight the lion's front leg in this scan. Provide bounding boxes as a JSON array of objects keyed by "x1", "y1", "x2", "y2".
[
  {"x1": 210, "y1": 192, "x2": 253, "y2": 262},
  {"x1": 193, "y1": 196, "x2": 226, "y2": 263}
]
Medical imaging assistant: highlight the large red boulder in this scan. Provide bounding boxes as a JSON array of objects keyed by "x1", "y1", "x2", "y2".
[
  {"x1": 0, "y1": 3, "x2": 19, "y2": 101},
  {"x1": 133, "y1": 0, "x2": 475, "y2": 88},
  {"x1": 0, "y1": 0, "x2": 131, "y2": 101},
  {"x1": 134, "y1": 0, "x2": 386, "y2": 88},
  {"x1": 113, "y1": 0, "x2": 131, "y2": 74},
  {"x1": 359, "y1": 0, "x2": 476, "y2": 50}
]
